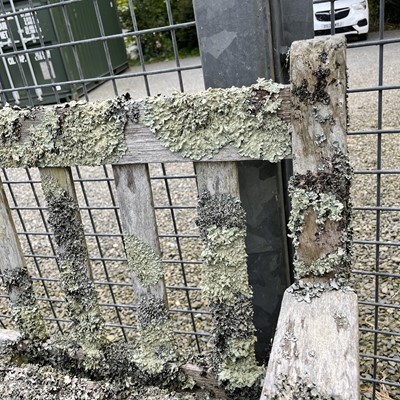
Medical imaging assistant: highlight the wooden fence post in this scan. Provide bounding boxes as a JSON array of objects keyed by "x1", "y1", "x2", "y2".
[
  {"x1": 39, "y1": 167, "x2": 106, "y2": 350},
  {"x1": 112, "y1": 164, "x2": 178, "y2": 374},
  {"x1": 261, "y1": 36, "x2": 359, "y2": 399},
  {"x1": 195, "y1": 162, "x2": 263, "y2": 396},
  {"x1": 0, "y1": 178, "x2": 47, "y2": 340}
]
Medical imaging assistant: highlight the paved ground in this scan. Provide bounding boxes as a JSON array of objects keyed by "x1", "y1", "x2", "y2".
[{"x1": 89, "y1": 30, "x2": 400, "y2": 101}]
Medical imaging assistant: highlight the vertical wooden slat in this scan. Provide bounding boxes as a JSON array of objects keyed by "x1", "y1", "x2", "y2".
[
  {"x1": 39, "y1": 167, "x2": 105, "y2": 348},
  {"x1": 261, "y1": 36, "x2": 359, "y2": 399},
  {"x1": 112, "y1": 164, "x2": 177, "y2": 374},
  {"x1": 0, "y1": 178, "x2": 47, "y2": 340},
  {"x1": 195, "y1": 161, "x2": 263, "y2": 394}
]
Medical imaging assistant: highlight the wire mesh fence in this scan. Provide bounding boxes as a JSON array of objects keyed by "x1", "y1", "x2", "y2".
[{"x1": 0, "y1": 1, "x2": 398, "y2": 399}]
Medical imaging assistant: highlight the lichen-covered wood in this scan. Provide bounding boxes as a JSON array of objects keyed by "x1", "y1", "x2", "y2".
[
  {"x1": 39, "y1": 167, "x2": 106, "y2": 360},
  {"x1": 144, "y1": 79, "x2": 291, "y2": 162},
  {"x1": 0, "y1": 179, "x2": 47, "y2": 340},
  {"x1": 261, "y1": 35, "x2": 359, "y2": 400},
  {"x1": 113, "y1": 164, "x2": 178, "y2": 374},
  {"x1": 195, "y1": 162, "x2": 264, "y2": 398},
  {"x1": 0, "y1": 82, "x2": 291, "y2": 168}
]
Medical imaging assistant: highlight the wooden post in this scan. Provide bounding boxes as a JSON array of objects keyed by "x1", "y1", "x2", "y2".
[
  {"x1": 0, "y1": 179, "x2": 47, "y2": 340},
  {"x1": 39, "y1": 167, "x2": 105, "y2": 348},
  {"x1": 261, "y1": 36, "x2": 359, "y2": 399},
  {"x1": 195, "y1": 162, "x2": 263, "y2": 395},
  {"x1": 112, "y1": 164, "x2": 178, "y2": 374}
]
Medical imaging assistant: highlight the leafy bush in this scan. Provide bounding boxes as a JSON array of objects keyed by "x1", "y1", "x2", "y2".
[
  {"x1": 369, "y1": 0, "x2": 400, "y2": 28},
  {"x1": 116, "y1": 0, "x2": 198, "y2": 61}
]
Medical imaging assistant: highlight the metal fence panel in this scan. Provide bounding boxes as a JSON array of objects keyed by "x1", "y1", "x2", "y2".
[{"x1": 0, "y1": 1, "x2": 398, "y2": 399}]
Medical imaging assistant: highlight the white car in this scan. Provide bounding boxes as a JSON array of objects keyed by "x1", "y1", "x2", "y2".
[{"x1": 313, "y1": 0, "x2": 369, "y2": 40}]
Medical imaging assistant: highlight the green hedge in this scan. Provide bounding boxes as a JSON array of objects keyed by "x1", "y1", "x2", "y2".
[
  {"x1": 369, "y1": 0, "x2": 400, "y2": 26},
  {"x1": 116, "y1": 0, "x2": 198, "y2": 60}
]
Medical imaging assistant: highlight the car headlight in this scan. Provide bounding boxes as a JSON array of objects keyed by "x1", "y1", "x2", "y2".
[{"x1": 352, "y1": 1, "x2": 367, "y2": 10}]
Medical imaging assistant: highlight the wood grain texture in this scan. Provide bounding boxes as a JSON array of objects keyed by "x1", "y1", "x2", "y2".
[
  {"x1": 195, "y1": 162, "x2": 240, "y2": 197},
  {"x1": 290, "y1": 35, "x2": 347, "y2": 174},
  {"x1": 113, "y1": 164, "x2": 167, "y2": 303},
  {"x1": 260, "y1": 290, "x2": 359, "y2": 399},
  {"x1": 182, "y1": 364, "x2": 228, "y2": 399}
]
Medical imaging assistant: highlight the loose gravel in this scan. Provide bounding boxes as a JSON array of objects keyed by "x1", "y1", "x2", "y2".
[{"x1": 0, "y1": 34, "x2": 399, "y2": 399}]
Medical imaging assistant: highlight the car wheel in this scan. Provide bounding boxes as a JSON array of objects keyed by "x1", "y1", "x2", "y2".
[{"x1": 358, "y1": 33, "x2": 368, "y2": 41}]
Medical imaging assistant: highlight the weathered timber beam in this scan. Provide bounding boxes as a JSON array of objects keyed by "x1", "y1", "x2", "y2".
[
  {"x1": 261, "y1": 36, "x2": 359, "y2": 400},
  {"x1": 195, "y1": 162, "x2": 263, "y2": 397},
  {"x1": 113, "y1": 164, "x2": 178, "y2": 374},
  {"x1": 0, "y1": 82, "x2": 291, "y2": 167},
  {"x1": 0, "y1": 178, "x2": 47, "y2": 340}
]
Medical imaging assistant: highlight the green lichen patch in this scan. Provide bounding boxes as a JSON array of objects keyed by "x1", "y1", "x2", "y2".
[
  {"x1": 0, "y1": 95, "x2": 135, "y2": 168},
  {"x1": 201, "y1": 226, "x2": 252, "y2": 303},
  {"x1": 218, "y1": 337, "x2": 263, "y2": 393},
  {"x1": 0, "y1": 364, "x2": 213, "y2": 400},
  {"x1": 135, "y1": 320, "x2": 178, "y2": 375},
  {"x1": 197, "y1": 191, "x2": 246, "y2": 239},
  {"x1": 210, "y1": 293, "x2": 255, "y2": 345},
  {"x1": 2, "y1": 267, "x2": 47, "y2": 340},
  {"x1": 197, "y1": 191, "x2": 262, "y2": 394},
  {"x1": 270, "y1": 375, "x2": 337, "y2": 399},
  {"x1": 288, "y1": 151, "x2": 353, "y2": 281},
  {"x1": 41, "y1": 175, "x2": 106, "y2": 348},
  {"x1": 288, "y1": 189, "x2": 344, "y2": 249},
  {"x1": 209, "y1": 296, "x2": 263, "y2": 395},
  {"x1": 0, "y1": 106, "x2": 22, "y2": 145},
  {"x1": 144, "y1": 78, "x2": 291, "y2": 162},
  {"x1": 11, "y1": 305, "x2": 47, "y2": 342},
  {"x1": 135, "y1": 295, "x2": 179, "y2": 375},
  {"x1": 287, "y1": 277, "x2": 352, "y2": 303},
  {"x1": 124, "y1": 234, "x2": 164, "y2": 287}
]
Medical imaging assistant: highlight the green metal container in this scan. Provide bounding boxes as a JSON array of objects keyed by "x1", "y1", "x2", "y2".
[{"x1": 0, "y1": 0, "x2": 128, "y2": 106}]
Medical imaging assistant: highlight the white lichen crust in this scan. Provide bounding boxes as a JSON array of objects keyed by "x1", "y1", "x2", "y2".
[
  {"x1": 197, "y1": 192, "x2": 264, "y2": 395},
  {"x1": 144, "y1": 78, "x2": 291, "y2": 162},
  {"x1": 0, "y1": 96, "x2": 134, "y2": 168}
]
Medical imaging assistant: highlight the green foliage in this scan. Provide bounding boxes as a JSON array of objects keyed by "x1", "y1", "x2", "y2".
[
  {"x1": 369, "y1": 0, "x2": 400, "y2": 28},
  {"x1": 116, "y1": 0, "x2": 198, "y2": 61}
]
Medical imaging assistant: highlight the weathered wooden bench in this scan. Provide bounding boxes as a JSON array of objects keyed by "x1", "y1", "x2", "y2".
[{"x1": 0, "y1": 36, "x2": 358, "y2": 399}]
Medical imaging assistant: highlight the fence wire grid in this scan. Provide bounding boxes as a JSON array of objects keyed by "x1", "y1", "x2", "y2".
[{"x1": 0, "y1": 1, "x2": 398, "y2": 399}]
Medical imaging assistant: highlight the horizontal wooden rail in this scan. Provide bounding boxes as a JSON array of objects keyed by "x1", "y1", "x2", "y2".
[{"x1": 0, "y1": 82, "x2": 291, "y2": 167}]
